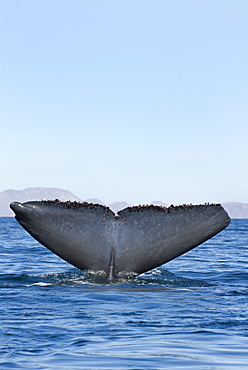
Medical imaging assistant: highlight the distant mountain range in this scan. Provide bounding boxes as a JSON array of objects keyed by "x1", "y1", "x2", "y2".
[
  {"x1": 0, "y1": 187, "x2": 83, "y2": 216},
  {"x1": 0, "y1": 187, "x2": 247, "y2": 218},
  {"x1": 221, "y1": 202, "x2": 248, "y2": 219}
]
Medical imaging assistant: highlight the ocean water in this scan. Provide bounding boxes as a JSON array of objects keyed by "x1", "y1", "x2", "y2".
[{"x1": 0, "y1": 217, "x2": 248, "y2": 369}]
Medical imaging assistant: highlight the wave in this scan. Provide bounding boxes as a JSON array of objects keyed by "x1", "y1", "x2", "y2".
[{"x1": 0, "y1": 267, "x2": 211, "y2": 289}]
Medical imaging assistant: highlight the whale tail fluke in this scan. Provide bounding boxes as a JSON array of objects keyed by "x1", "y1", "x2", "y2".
[{"x1": 10, "y1": 201, "x2": 230, "y2": 278}]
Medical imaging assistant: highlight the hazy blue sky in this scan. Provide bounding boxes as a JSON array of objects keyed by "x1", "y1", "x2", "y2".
[{"x1": 1, "y1": 1, "x2": 248, "y2": 205}]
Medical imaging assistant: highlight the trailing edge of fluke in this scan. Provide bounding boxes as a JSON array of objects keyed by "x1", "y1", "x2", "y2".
[{"x1": 10, "y1": 200, "x2": 230, "y2": 278}]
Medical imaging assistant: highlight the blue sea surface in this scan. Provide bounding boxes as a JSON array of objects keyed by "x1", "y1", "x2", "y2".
[{"x1": 0, "y1": 217, "x2": 248, "y2": 369}]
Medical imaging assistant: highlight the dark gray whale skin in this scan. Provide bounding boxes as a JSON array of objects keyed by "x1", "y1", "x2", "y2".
[{"x1": 10, "y1": 200, "x2": 230, "y2": 278}]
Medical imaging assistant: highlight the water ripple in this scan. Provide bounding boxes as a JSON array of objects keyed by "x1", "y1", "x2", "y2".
[{"x1": 1, "y1": 218, "x2": 248, "y2": 368}]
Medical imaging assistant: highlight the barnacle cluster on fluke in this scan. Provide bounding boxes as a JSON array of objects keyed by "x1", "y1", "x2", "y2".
[
  {"x1": 117, "y1": 202, "x2": 218, "y2": 215},
  {"x1": 41, "y1": 198, "x2": 111, "y2": 211},
  {"x1": 41, "y1": 199, "x2": 220, "y2": 216}
]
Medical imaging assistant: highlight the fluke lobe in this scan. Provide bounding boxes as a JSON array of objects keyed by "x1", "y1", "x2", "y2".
[{"x1": 10, "y1": 200, "x2": 230, "y2": 278}]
